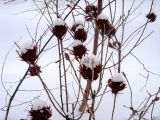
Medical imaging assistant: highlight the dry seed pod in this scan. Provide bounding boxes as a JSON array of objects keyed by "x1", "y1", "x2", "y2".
[
  {"x1": 72, "y1": 40, "x2": 87, "y2": 59},
  {"x1": 29, "y1": 100, "x2": 52, "y2": 120},
  {"x1": 84, "y1": 4, "x2": 98, "y2": 21},
  {"x1": 108, "y1": 73, "x2": 126, "y2": 94},
  {"x1": 51, "y1": 18, "x2": 68, "y2": 39},
  {"x1": 146, "y1": 12, "x2": 156, "y2": 22},
  {"x1": 85, "y1": 4, "x2": 98, "y2": 18},
  {"x1": 18, "y1": 42, "x2": 38, "y2": 64},
  {"x1": 80, "y1": 54, "x2": 102, "y2": 80},
  {"x1": 71, "y1": 21, "x2": 83, "y2": 32},
  {"x1": 29, "y1": 64, "x2": 41, "y2": 76},
  {"x1": 74, "y1": 25, "x2": 87, "y2": 42},
  {"x1": 96, "y1": 14, "x2": 110, "y2": 33},
  {"x1": 97, "y1": 14, "x2": 116, "y2": 38}
]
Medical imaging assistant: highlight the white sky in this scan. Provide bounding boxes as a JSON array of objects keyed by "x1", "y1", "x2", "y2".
[{"x1": 0, "y1": 0, "x2": 160, "y2": 120}]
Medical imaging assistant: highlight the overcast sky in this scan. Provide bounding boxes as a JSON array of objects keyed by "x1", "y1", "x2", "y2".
[{"x1": 0, "y1": 0, "x2": 160, "y2": 120}]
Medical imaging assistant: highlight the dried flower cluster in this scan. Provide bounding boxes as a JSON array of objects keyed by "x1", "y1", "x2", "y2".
[
  {"x1": 71, "y1": 21, "x2": 83, "y2": 32},
  {"x1": 72, "y1": 40, "x2": 87, "y2": 59},
  {"x1": 80, "y1": 64, "x2": 102, "y2": 80},
  {"x1": 29, "y1": 65, "x2": 41, "y2": 76},
  {"x1": 80, "y1": 54, "x2": 102, "y2": 80},
  {"x1": 29, "y1": 100, "x2": 52, "y2": 120},
  {"x1": 51, "y1": 18, "x2": 68, "y2": 39},
  {"x1": 19, "y1": 46, "x2": 38, "y2": 64},
  {"x1": 17, "y1": 42, "x2": 42, "y2": 76},
  {"x1": 71, "y1": 23, "x2": 87, "y2": 42},
  {"x1": 85, "y1": 4, "x2": 98, "y2": 21},
  {"x1": 71, "y1": 22, "x2": 87, "y2": 59},
  {"x1": 108, "y1": 73, "x2": 126, "y2": 94},
  {"x1": 146, "y1": 12, "x2": 157, "y2": 22},
  {"x1": 96, "y1": 14, "x2": 116, "y2": 38},
  {"x1": 75, "y1": 26, "x2": 87, "y2": 42},
  {"x1": 29, "y1": 106, "x2": 52, "y2": 120},
  {"x1": 108, "y1": 79, "x2": 126, "y2": 94}
]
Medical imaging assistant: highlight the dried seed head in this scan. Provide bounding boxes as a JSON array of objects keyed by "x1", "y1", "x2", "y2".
[
  {"x1": 51, "y1": 18, "x2": 68, "y2": 39},
  {"x1": 74, "y1": 25, "x2": 87, "y2": 42},
  {"x1": 71, "y1": 21, "x2": 83, "y2": 32},
  {"x1": 80, "y1": 64, "x2": 102, "y2": 80},
  {"x1": 73, "y1": 44, "x2": 87, "y2": 59},
  {"x1": 29, "y1": 106, "x2": 52, "y2": 120},
  {"x1": 29, "y1": 100, "x2": 52, "y2": 120},
  {"x1": 29, "y1": 64, "x2": 41, "y2": 76},
  {"x1": 146, "y1": 12, "x2": 156, "y2": 22},
  {"x1": 85, "y1": 4, "x2": 98, "y2": 21},
  {"x1": 85, "y1": 4, "x2": 98, "y2": 17},
  {"x1": 80, "y1": 54, "x2": 102, "y2": 80},
  {"x1": 96, "y1": 14, "x2": 110, "y2": 32},
  {"x1": 108, "y1": 78, "x2": 126, "y2": 94},
  {"x1": 96, "y1": 14, "x2": 116, "y2": 38},
  {"x1": 19, "y1": 45, "x2": 38, "y2": 64}
]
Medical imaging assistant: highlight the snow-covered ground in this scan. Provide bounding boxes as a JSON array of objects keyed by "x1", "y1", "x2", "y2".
[{"x1": 0, "y1": 0, "x2": 160, "y2": 120}]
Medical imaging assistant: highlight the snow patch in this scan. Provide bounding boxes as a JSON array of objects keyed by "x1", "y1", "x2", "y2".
[
  {"x1": 31, "y1": 99, "x2": 47, "y2": 110},
  {"x1": 53, "y1": 18, "x2": 65, "y2": 27},
  {"x1": 19, "y1": 42, "x2": 35, "y2": 53},
  {"x1": 97, "y1": 13, "x2": 108, "y2": 20},
  {"x1": 72, "y1": 40, "x2": 83, "y2": 47},
  {"x1": 75, "y1": 25, "x2": 84, "y2": 31},
  {"x1": 75, "y1": 20, "x2": 83, "y2": 25},
  {"x1": 81, "y1": 54, "x2": 100, "y2": 70},
  {"x1": 112, "y1": 73, "x2": 124, "y2": 82}
]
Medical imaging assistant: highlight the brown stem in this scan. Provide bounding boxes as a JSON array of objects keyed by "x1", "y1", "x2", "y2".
[
  {"x1": 79, "y1": 80, "x2": 92, "y2": 112},
  {"x1": 79, "y1": 0, "x2": 103, "y2": 113},
  {"x1": 118, "y1": 42, "x2": 121, "y2": 73},
  {"x1": 60, "y1": 40, "x2": 69, "y2": 112},
  {"x1": 58, "y1": 39, "x2": 64, "y2": 110},
  {"x1": 111, "y1": 94, "x2": 117, "y2": 120},
  {"x1": 92, "y1": 28, "x2": 99, "y2": 55},
  {"x1": 5, "y1": 68, "x2": 29, "y2": 120},
  {"x1": 92, "y1": 0, "x2": 102, "y2": 55}
]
